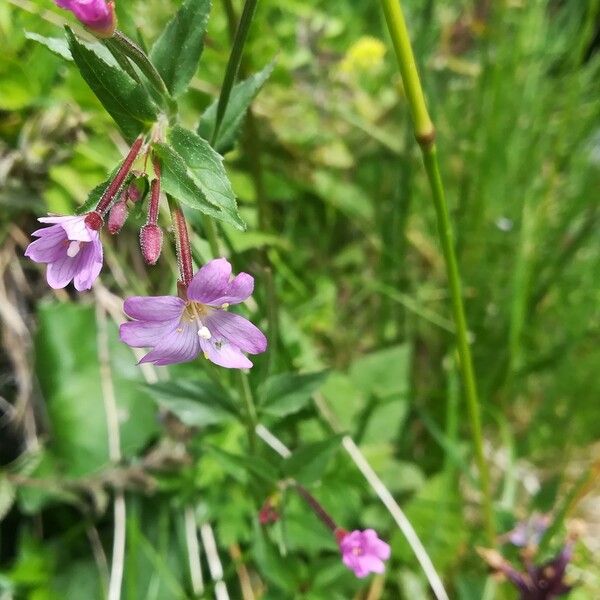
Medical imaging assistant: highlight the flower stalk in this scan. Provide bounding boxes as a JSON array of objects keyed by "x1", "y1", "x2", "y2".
[
  {"x1": 379, "y1": 0, "x2": 495, "y2": 544},
  {"x1": 96, "y1": 136, "x2": 144, "y2": 215}
]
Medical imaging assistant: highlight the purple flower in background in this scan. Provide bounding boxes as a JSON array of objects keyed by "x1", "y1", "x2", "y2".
[
  {"x1": 338, "y1": 529, "x2": 391, "y2": 578},
  {"x1": 501, "y1": 513, "x2": 551, "y2": 548},
  {"x1": 54, "y1": 0, "x2": 116, "y2": 37},
  {"x1": 120, "y1": 258, "x2": 267, "y2": 368},
  {"x1": 25, "y1": 214, "x2": 103, "y2": 291},
  {"x1": 479, "y1": 544, "x2": 574, "y2": 599}
]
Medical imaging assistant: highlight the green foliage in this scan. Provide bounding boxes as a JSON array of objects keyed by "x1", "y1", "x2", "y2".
[
  {"x1": 65, "y1": 28, "x2": 158, "y2": 141},
  {"x1": 150, "y1": 0, "x2": 211, "y2": 97},
  {"x1": 2, "y1": 0, "x2": 600, "y2": 597},
  {"x1": 35, "y1": 303, "x2": 158, "y2": 476},
  {"x1": 198, "y1": 61, "x2": 275, "y2": 154}
]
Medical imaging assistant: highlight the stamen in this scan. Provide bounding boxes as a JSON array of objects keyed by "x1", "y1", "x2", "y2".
[
  {"x1": 221, "y1": 303, "x2": 229, "y2": 309},
  {"x1": 198, "y1": 325, "x2": 211, "y2": 340},
  {"x1": 66, "y1": 241, "x2": 81, "y2": 257}
]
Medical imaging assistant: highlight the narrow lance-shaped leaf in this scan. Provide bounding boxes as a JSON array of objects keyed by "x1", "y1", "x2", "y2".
[
  {"x1": 65, "y1": 27, "x2": 158, "y2": 142},
  {"x1": 198, "y1": 61, "x2": 275, "y2": 154},
  {"x1": 150, "y1": 0, "x2": 212, "y2": 97}
]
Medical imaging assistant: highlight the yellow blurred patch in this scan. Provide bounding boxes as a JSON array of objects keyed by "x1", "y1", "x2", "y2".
[{"x1": 339, "y1": 36, "x2": 386, "y2": 74}]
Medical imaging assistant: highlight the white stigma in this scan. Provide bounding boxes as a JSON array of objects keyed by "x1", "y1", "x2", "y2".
[
  {"x1": 66, "y1": 241, "x2": 81, "y2": 257},
  {"x1": 198, "y1": 325, "x2": 211, "y2": 340}
]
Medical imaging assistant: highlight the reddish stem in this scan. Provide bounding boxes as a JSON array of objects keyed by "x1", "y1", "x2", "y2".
[
  {"x1": 96, "y1": 136, "x2": 144, "y2": 214},
  {"x1": 295, "y1": 484, "x2": 338, "y2": 532},
  {"x1": 170, "y1": 202, "x2": 193, "y2": 286}
]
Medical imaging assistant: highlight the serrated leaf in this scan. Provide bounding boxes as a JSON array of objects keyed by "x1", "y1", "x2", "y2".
[
  {"x1": 150, "y1": 0, "x2": 211, "y2": 97},
  {"x1": 259, "y1": 371, "x2": 328, "y2": 418},
  {"x1": 283, "y1": 436, "x2": 343, "y2": 485},
  {"x1": 66, "y1": 27, "x2": 158, "y2": 141},
  {"x1": 156, "y1": 126, "x2": 245, "y2": 229},
  {"x1": 154, "y1": 143, "x2": 229, "y2": 218},
  {"x1": 198, "y1": 61, "x2": 274, "y2": 154},
  {"x1": 25, "y1": 32, "x2": 72, "y2": 60},
  {"x1": 143, "y1": 379, "x2": 237, "y2": 426}
]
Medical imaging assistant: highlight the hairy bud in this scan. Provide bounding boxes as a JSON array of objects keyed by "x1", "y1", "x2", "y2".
[
  {"x1": 107, "y1": 201, "x2": 129, "y2": 234},
  {"x1": 139, "y1": 224, "x2": 163, "y2": 265}
]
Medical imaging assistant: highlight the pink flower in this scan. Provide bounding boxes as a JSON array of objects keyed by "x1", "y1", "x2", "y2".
[
  {"x1": 54, "y1": 0, "x2": 116, "y2": 37},
  {"x1": 338, "y1": 529, "x2": 391, "y2": 578},
  {"x1": 120, "y1": 258, "x2": 267, "y2": 368},
  {"x1": 25, "y1": 214, "x2": 103, "y2": 291}
]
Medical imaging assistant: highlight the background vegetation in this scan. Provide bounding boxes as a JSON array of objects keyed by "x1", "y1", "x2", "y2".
[{"x1": 0, "y1": 0, "x2": 599, "y2": 598}]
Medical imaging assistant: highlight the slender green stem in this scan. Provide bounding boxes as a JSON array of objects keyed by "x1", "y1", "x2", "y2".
[
  {"x1": 211, "y1": 0, "x2": 259, "y2": 145},
  {"x1": 237, "y1": 371, "x2": 258, "y2": 452},
  {"x1": 380, "y1": 0, "x2": 495, "y2": 544}
]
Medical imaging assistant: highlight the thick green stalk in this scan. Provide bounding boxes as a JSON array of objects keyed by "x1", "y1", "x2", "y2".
[{"x1": 380, "y1": 0, "x2": 495, "y2": 543}]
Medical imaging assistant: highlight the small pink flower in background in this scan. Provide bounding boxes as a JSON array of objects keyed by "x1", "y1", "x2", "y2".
[
  {"x1": 25, "y1": 214, "x2": 103, "y2": 291},
  {"x1": 120, "y1": 258, "x2": 267, "y2": 368},
  {"x1": 337, "y1": 529, "x2": 391, "y2": 578},
  {"x1": 54, "y1": 0, "x2": 116, "y2": 37}
]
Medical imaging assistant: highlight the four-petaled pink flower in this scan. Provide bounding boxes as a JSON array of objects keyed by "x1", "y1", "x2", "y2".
[
  {"x1": 55, "y1": 0, "x2": 116, "y2": 37},
  {"x1": 25, "y1": 214, "x2": 103, "y2": 291},
  {"x1": 120, "y1": 258, "x2": 267, "y2": 368},
  {"x1": 338, "y1": 529, "x2": 391, "y2": 578}
]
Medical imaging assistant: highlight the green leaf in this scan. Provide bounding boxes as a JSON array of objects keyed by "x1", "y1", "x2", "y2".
[
  {"x1": 259, "y1": 371, "x2": 328, "y2": 418},
  {"x1": 65, "y1": 27, "x2": 158, "y2": 141},
  {"x1": 35, "y1": 303, "x2": 158, "y2": 476},
  {"x1": 150, "y1": 0, "x2": 211, "y2": 97},
  {"x1": 25, "y1": 32, "x2": 72, "y2": 61},
  {"x1": 205, "y1": 446, "x2": 279, "y2": 484},
  {"x1": 197, "y1": 62, "x2": 274, "y2": 154},
  {"x1": 143, "y1": 379, "x2": 237, "y2": 426},
  {"x1": 156, "y1": 126, "x2": 245, "y2": 229},
  {"x1": 283, "y1": 436, "x2": 342, "y2": 485},
  {"x1": 349, "y1": 343, "x2": 411, "y2": 399}
]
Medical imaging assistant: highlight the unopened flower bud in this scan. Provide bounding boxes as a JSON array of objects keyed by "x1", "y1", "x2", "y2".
[
  {"x1": 55, "y1": 0, "x2": 117, "y2": 38},
  {"x1": 127, "y1": 177, "x2": 148, "y2": 203},
  {"x1": 139, "y1": 224, "x2": 163, "y2": 265},
  {"x1": 107, "y1": 201, "x2": 129, "y2": 234},
  {"x1": 259, "y1": 498, "x2": 280, "y2": 525}
]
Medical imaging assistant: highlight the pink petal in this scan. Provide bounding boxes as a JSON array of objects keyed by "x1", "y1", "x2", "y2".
[
  {"x1": 206, "y1": 272, "x2": 254, "y2": 306},
  {"x1": 46, "y1": 255, "x2": 79, "y2": 289},
  {"x1": 199, "y1": 338, "x2": 253, "y2": 369},
  {"x1": 360, "y1": 555, "x2": 385, "y2": 575},
  {"x1": 139, "y1": 322, "x2": 201, "y2": 366},
  {"x1": 39, "y1": 215, "x2": 94, "y2": 242},
  {"x1": 187, "y1": 258, "x2": 232, "y2": 305},
  {"x1": 120, "y1": 319, "x2": 179, "y2": 347},
  {"x1": 73, "y1": 238, "x2": 103, "y2": 291},
  {"x1": 25, "y1": 227, "x2": 67, "y2": 263},
  {"x1": 204, "y1": 310, "x2": 267, "y2": 354},
  {"x1": 123, "y1": 296, "x2": 186, "y2": 322}
]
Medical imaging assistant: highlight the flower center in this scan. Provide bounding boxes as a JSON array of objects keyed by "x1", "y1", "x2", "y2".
[
  {"x1": 66, "y1": 240, "x2": 83, "y2": 257},
  {"x1": 352, "y1": 546, "x2": 364, "y2": 556},
  {"x1": 184, "y1": 301, "x2": 213, "y2": 340}
]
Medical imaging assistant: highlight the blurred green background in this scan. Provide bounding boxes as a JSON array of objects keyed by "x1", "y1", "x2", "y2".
[{"x1": 0, "y1": 0, "x2": 599, "y2": 598}]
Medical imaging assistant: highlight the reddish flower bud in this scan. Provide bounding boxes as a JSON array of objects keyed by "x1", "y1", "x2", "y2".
[
  {"x1": 139, "y1": 224, "x2": 163, "y2": 265},
  {"x1": 259, "y1": 499, "x2": 280, "y2": 525},
  {"x1": 84, "y1": 210, "x2": 103, "y2": 231},
  {"x1": 107, "y1": 201, "x2": 129, "y2": 234},
  {"x1": 55, "y1": 0, "x2": 117, "y2": 38}
]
